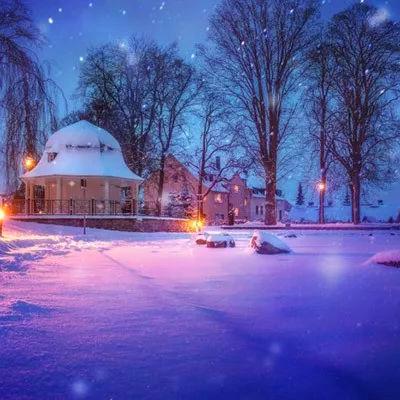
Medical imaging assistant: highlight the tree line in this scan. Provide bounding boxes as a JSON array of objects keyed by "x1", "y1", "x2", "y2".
[{"x1": 1, "y1": 0, "x2": 400, "y2": 224}]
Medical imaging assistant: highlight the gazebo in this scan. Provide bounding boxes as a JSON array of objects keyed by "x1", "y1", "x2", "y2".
[{"x1": 20, "y1": 121, "x2": 143, "y2": 216}]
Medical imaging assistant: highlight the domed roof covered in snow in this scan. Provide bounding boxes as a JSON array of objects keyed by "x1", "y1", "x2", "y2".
[{"x1": 22, "y1": 121, "x2": 142, "y2": 181}]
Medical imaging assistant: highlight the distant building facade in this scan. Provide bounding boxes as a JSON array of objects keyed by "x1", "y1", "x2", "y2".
[{"x1": 143, "y1": 154, "x2": 292, "y2": 224}]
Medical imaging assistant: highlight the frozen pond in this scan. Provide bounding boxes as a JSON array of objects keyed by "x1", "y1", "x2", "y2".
[{"x1": 1, "y1": 221, "x2": 400, "y2": 399}]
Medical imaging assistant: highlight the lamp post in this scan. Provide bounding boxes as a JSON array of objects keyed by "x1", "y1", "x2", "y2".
[
  {"x1": 317, "y1": 180, "x2": 326, "y2": 224},
  {"x1": 0, "y1": 208, "x2": 5, "y2": 237},
  {"x1": 81, "y1": 179, "x2": 87, "y2": 235}
]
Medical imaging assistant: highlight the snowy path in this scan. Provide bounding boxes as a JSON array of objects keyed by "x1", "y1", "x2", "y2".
[{"x1": 0, "y1": 221, "x2": 400, "y2": 399}]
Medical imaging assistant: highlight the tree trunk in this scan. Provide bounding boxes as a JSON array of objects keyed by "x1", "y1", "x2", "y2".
[
  {"x1": 264, "y1": 162, "x2": 277, "y2": 225},
  {"x1": 197, "y1": 177, "x2": 204, "y2": 221},
  {"x1": 351, "y1": 175, "x2": 361, "y2": 224},
  {"x1": 156, "y1": 154, "x2": 166, "y2": 216}
]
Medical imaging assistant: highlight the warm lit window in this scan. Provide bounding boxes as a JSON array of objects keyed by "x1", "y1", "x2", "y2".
[
  {"x1": 47, "y1": 152, "x2": 57, "y2": 162},
  {"x1": 233, "y1": 184, "x2": 240, "y2": 193},
  {"x1": 214, "y1": 193, "x2": 222, "y2": 204},
  {"x1": 234, "y1": 208, "x2": 239, "y2": 217},
  {"x1": 244, "y1": 198, "x2": 247, "y2": 206}
]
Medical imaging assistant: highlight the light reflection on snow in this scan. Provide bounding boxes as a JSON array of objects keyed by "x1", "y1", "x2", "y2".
[{"x1": 71, "y1": 379, "x2": 89, "y2": 397}]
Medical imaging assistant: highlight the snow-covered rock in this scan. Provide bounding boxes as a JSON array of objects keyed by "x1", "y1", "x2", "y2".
[
  {"x1": 367, "y1": 250, "x2": 400, "y2": 267},
  {"x1": 206, "y1": 233, "x2": 235, "y2": 248},
  {"x1": 250, "y1": 230, "x2": 291, "y2": 254},
  {"x1": 195, "y1": 232, "x2": 209, "y2": 245}
]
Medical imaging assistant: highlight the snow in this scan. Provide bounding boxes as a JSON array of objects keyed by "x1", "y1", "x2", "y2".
[
  {"x1": 22, "y1": 121, "x2": 142, "y2": 182},
  {"x1": 1, "y1": 220, "x2": 400, "y2": 398},
  {"x1": 367, "y1": 250, "x2": 400, "y2": 267}
]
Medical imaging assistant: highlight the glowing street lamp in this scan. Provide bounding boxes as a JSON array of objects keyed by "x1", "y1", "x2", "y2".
[
  {"x1": 0, "y1": 208, "x2": 5, "y2": 237},
  {"x1": 317, "y1": 182, "x2": 326, "y2": 192},
  {"x1": 24, "y1": 156, "x2": 35, "y2": 171}
]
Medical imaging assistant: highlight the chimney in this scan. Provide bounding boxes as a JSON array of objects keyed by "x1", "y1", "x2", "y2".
[{"x1": 216, "y1": 156, "x2": 221, "y2": 171}]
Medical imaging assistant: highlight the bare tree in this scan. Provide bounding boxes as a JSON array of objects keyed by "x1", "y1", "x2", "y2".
[
  {"x1": 0, "y1": 0, "x2": 61, "y2": 191},
  {"x1": 186, "y1": 87, "x2": 240, "y2": 220},
  {"x1": 153, "y1": 46, "x2": 200, "y2": 215},
  {"x1": 202, "y1": 0, "x2": 318, "y2": 224},
  {"x1": 328, "y1": 4, "x2": 400, "y2": 223},
  {"x1": 78, "y1": 38, "x2": 161, "y2": 176},
  {"x1": 305, "y1": 36, "x2": 336, "y2": 223}
]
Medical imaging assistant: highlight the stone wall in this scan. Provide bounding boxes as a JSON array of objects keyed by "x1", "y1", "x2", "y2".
[{"x1": 12, "y1": 217, "x2": 191, "y2": 233}]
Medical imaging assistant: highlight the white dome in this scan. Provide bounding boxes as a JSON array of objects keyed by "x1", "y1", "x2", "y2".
[
  {"x1": 22, "y1": 121, "x2": 142, "y2": 182},
  {"x1": 45, "y1": 120, "x2": 121, "y2": 153}
]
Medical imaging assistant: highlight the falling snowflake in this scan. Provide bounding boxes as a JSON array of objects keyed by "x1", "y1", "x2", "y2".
[
  {"x1": 58, "y1": 8, "x2": 62, "y2": 13},
  {"x1": 159, "y1": 2, "x2": 165, "y2": 11},
  {"x1": 89, "y1": 2, "x2": 93, "y2": 7},
  {"x1": 79, "y1": 56, "x2": 84, "y2": 62},
  {"x1": 48, "y1": 17, "x2": 54, "y2": 24}
]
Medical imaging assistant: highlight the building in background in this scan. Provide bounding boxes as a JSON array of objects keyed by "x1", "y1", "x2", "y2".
[{"x1": 143, "y1": 154, "x2": 292, "y2": 224}]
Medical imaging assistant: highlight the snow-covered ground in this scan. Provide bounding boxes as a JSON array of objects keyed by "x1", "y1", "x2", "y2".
[{"x1": 1, "y1": 221, "x2": 400, "y2": 399}]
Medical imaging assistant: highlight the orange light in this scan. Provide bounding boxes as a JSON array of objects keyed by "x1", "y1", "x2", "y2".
[
  {"x1": 317, "y1": 182, "x2": 326, "y2": 192},
  {"x1": 24, "y1": 157, "x2": 35, "y2": 170},
  {"x1": 0, "y1": 208, "x2": 5, "y2": 220},
  {"x1": 191, "y1": 219, "x2": 203, "y2": 231}
]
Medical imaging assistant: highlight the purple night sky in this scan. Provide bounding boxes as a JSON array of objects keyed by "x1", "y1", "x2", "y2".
[{"x1": 28, "y1": 0, "x2": 398, "y2": 111}]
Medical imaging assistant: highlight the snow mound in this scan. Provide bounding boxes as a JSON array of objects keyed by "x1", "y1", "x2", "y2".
[
  {"x1": 206, "y1": 233, "x2": 235, "y2": 248},
  {"x1": 0, "y1": 239, "x2": 15, "y2": 255},
  {"x1": 12, "y1": 301, "x2": 52, "y2": 315},
  {"x1": 250, "y1": 231, "x2": 291, "y2": 254},
  {"x1": 367, "y1": 250, "x2": 400, "y2": 267},
  {"x1": 195, "y1": 232, "x2": 210, "y2": 245}
]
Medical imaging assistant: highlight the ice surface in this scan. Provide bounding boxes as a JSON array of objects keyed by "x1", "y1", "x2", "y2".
[{"x1": 1, "y1": 221, "x2": 400, "y2": 399}]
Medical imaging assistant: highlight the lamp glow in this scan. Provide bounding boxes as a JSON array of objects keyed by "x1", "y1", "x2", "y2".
[{"x1": 24, "y1": 157, "x2": 35, "y2": 170}]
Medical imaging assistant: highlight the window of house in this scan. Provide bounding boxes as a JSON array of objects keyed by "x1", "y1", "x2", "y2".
[
  {"x1": 233, "y1": 184, "x2": 240, "y2": 193},
  {"x1": 47, "y1": 152, "x2": 57, "y2": 162},
  {"x1": 244, "y1": 198, "x2": 247, "y2": 206},
  {"x1": 214, "y1": 193, "x2": 222, "y2": 204},
  {"x1": 260, "y1": 206, "x2": 264, "y2": 215},
  {"x1": 234, "y1": 208, "x2": 239, "y2": 217},
  {"x1": 256, "y1": 205, "x2": 259, "y2": 215}
]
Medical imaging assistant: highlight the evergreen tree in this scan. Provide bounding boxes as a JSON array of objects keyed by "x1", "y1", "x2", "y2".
[
  {"x1": 343, "y1": 189, "x2": 351, "y2": 206},
  {"x1": 296, "y1": 183, "x2": 305, "y2": 206}
]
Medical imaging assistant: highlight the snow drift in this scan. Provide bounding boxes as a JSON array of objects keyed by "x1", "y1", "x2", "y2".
[{"x1": 367, "y1": 250, "x2": 400, "y2": 267}]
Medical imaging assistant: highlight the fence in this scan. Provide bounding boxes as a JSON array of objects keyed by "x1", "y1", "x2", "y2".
[{"x1": 10, "y1": 199, "x2": 192, "y2": 219}]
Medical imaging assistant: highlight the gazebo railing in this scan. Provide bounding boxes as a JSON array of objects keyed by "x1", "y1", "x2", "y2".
[
  {"x1": 9, "y1": 199, "x2": 192, "y2": 219},
  {"x1": 11, "y1": 199, "x2": 137, "y2": 216}
]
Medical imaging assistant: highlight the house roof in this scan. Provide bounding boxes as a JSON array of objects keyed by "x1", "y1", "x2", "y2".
[{"x1": 22, "y1": 121, "x2": 142, "y2": 182}]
